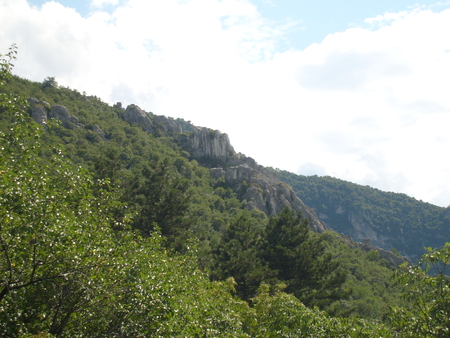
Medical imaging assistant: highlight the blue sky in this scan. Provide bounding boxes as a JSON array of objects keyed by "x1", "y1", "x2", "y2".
[
  {"x1": 2, "y1": 0, "x2": 450, "y2": 207},
  {"x1": 253, "y1": 0, "x2": 440, "y2": 49},
  {"x1": 27, "y1": 0, "x2": 450, "y2": 50}
]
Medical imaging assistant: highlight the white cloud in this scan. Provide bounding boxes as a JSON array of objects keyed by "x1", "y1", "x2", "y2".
[
  {"x1": 91, "y1": 0, "x2": 119, "y2": 8},
  {"x1": 1, "y1": 1, "x2": 450, "y2": 207}
]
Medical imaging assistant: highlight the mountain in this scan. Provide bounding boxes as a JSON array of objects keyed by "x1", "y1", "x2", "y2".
[
  {"x1": 13, "y1": 75, "x2": 448, "y2": 264},
  {"x1": 27, "y1": 96, "x2": 328, "y2": 234},
  {"x1": 3, "y1": 67, "x2": 449, "y2": 336},
  {"x1": 6, "y1": 75, "x2": 423, "y2": 265},
  {"x1": 274, "y1": 170, "x2": 450, "y2": 262}
]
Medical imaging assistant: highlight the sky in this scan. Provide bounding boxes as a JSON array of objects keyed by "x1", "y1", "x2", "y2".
[{"x1": 1, "y1": 0, "x2": 450, "y2": 207}]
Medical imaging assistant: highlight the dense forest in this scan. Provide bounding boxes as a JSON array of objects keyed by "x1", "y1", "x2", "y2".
[
  {"x1": 274, "y1": 170, "x2": 450, "y2": 262},
  {"x1": 1, "y1": 45, "x2": 450, "y2": 337}
]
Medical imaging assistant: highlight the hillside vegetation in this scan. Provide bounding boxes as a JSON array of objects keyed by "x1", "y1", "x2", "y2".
[
  {"x1": 1, "y1": 45, "x2": 450, "y2": 337},
  {"x1": 274, "y1": 170, "x2": 450, "y2": 262}
]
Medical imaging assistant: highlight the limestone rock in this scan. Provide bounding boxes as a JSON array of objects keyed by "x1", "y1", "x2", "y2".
[
  {"x1": 49, "y1": 105, "x2": 84, "y2": 129},
  {"x1": 30, "y1": 105, "x2": 48, "y2": 125},
  {"x1": 123, "y1": 104, "x2": 154, "y2": 133},
  {"x1": 153, "y1": 115, "x2": 182, "y2": 135},
  {"x1": 27, "y1": 98, "x2": 83, "y2": 129},
  {"x1": 27, "y1": 98, "x2": 50, "y2": 125},
  {"x1": 211, "y1": 160, "x2": 326, "y2": 233},
  {"x1": 27, "y1": 97, "x2": 40, "y2": 106},
  {"x1": 333, "y1": 205, "x2": 408, "y2": 259},
  {"x1": 118, "y1": 102, "x2": 322, "y2": 233},
  {"x1": 93, "y1": 124, "x2": 106, "y2": 139},
  {"x1": 123, "y1": 105, "x2": 185, "y2": 136},
  {"x1": 183, "y1": 127, "x2": 235, "y2": 160}
]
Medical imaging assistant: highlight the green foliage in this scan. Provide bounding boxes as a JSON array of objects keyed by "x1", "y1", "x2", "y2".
[
  {"x1": 274, "y1": 169, "x2": 450, "y2": 262},
  {"x1": 321, "y1": 232, "x2": 406, "y2": 319},
  {"x1": 211, "y1": 211, "x2": 274, "y2": 300},
  {"x1": 0, "y1": 106, "x2": 134, "y2": 336},
  {"x1": 0, "y1": 44, "x2": 17, "y2": 86},
  {"x1": 389, "y1": 243, "x2": 450, "y2": 337},
  {"x1": 42, "y1": 77, "x2": 58, "y2": 89},
  {"x1": 246, "y1": 283, "x2": 392, "y2": 337},
  {"x1": 263, "y1": 207, "x2": 347, "y2": 309},
  {"x1": 124, "y1": 155, "x2": 194, "y2": 250}
]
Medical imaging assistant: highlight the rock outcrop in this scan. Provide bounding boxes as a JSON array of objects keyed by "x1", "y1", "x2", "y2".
[
  {"x1": 28, "y1": 98, "x2": 49, "y2": 125},
  {"x1": 123, "y1": 104, "x2": 154, "y2": 133},
  {"x1": 28, "y1": 98, "x2": 83, "y2": 129},
  {"x1": 93, "y1": 124, "x2": 106, "y2": 139},
  {"x1": 345, "y1": 210, "x2": 392, "y2": 248},
  {"x1": 153, "y1": 115, "x2": 182, "y2": 135},
  {"x1": 123, "y1": 104, "x2": 183, "y2": 136},
  {"x1": 119, "y1": 103, "x2": 324, "y2": 232},
  {"x1": 49, "y1": 105, "x2": 84, "y2": 129},
  {"x1": 181, "y1": 127, "x2": 235, "y2": 160},
  {"x1": 211, "y1": 156, "x2": 327, "y2": 233},
  {"x1": 25, "y1": 98, "x2": 406, "y2": 263}
]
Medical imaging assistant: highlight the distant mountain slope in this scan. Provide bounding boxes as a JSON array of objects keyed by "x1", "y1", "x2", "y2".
[
  {"x1": 0, "y1": 72, "x2": 417, "y2": 323},
  {"x1": 274, "y1": 170, "x2": 450, "y2": 262}
]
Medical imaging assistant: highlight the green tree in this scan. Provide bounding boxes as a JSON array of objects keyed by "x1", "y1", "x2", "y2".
[
  {"x1": 390, "y1": 243, "x2": 450, "y2": 337},
  {"x1": 42, "y1": 76, "x2": 58, "y2": 89},
  {"x1": 0, "y1": 47, "x2": 129, "y2": 336},
  {"x1": 0, "y1": 45, "x2": 16, "y2": 87},
  {"x1": 263, "y1": 207, "x2": 347, "y2": 308},
  {"x1": 211, "y1": 211, "x2": 274, "y2": 300},
  {"x1": 246, "y1": 283, "x2": 392, "y2": 337},
  {"x1": 124, "y1": 155, "x2": 193, "y2": 250}
]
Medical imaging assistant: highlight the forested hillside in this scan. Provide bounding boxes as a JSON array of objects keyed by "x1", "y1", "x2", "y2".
[
  {"x1": 1, "y1": 46, "x2": 450, "y2": 337},
  {"x1": 274, "y1": 170, "x2": 450, "y2": 262}
]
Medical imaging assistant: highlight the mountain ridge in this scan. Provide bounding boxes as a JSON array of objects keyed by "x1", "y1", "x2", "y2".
[
  {"x1": 274, "y1": 169, "x2": 450, "y2": 262},
  {"x1": 25, "y1": 95, "x2": 416, "y2": 264}
]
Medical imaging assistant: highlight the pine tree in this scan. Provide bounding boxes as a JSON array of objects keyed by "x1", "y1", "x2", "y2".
[
  {"x1": 263, "y1": 207, "x2": 347, "y2": 308},
  {"x1": 125, "y1": 155, "x2": 193, "y2": 250},
  {"x1": 211, "y1": 211, "x2": 274, "y2": 300}
]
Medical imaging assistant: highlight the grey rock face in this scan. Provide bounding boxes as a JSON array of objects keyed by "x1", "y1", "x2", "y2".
[
  {"x1": 121, "y1": 104, "x2": 233, "y2": 159},
  {"x1": 30, "y1": 106, "x2": 48, "y2": 125},
  {"x1": 27, "y1": 97, "x2": 40, "y2": 106},
  {"x1": 347, "y1": 211, "x2": 387, "y2": 244},
  {"x1": 184, "y1": 127, "x2": 235, "y2": 159},
  {"x1": 211, "y1": 160, "x2": 326, "y2": 233},
  {"x1": 117, "y1": 102, "x2": 326, "y2": 233},
  {"x1": 333, "y1": 205, "x2": 410, "y2": 259},
  {"x1": 27, "y1": 98, "x2": 89, "y2": 130},
  {"x1": 28, "y1": 98, "x2": 49, "y2": 125},
  {"x1": 123, "y1": 105, "x2": 154, "y2": 133},
  {"x1": 123, "y1": 105, "x2": 184, "y2": 136},
  {"x1": 153, "y1": 115, "x2": 182, "y2": 135},
  {"x1": 49, "y1": 105, "x2": 84, "y2": 129},
  {"x1": 28, "y1": 98, "x2": 83, "y2": 129},
  {"x1": 93, "y1": 124, "x2": 106, "y2": 139}
]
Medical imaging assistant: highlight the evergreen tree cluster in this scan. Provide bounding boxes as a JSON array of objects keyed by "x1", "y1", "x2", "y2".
[{"x1": 211, "y1": 208, "x2": 346, "y2": 309}]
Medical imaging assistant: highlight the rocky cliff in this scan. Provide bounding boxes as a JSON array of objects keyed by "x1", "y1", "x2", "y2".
[
  {"x1": 120, "y1": 104, "x2": 325, "y2": 232},
  {"x1": 211, "y1": 156, "x2": 327, "y2": 233},
  {"x1": 123, "y1": 104, "x2": 182, "y2": 136},
  {"x1": 26, "y1": 100, "x2": 407, "y2": 264},
  {"x1": 28, "y1": 98, "x2": 85, "y2": 129},
  {"x1": 181, "y1": 127, "x2": 235, "y2": 160}
]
